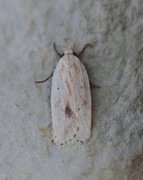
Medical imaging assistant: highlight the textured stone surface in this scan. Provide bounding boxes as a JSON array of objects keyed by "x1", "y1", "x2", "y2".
[{"x1": 0, "y1": 0, "x2": 143, "y2": 179}]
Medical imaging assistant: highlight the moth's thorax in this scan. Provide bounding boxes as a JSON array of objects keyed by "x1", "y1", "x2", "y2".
[{"x1": 64, "y1": 50, "x2": 73, "y2": 55}]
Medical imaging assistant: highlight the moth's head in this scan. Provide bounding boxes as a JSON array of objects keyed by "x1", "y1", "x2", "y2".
[
  {"x1": 53, "y1": 42, "x2": 93, "y2": 58},
  {"x1": 64, "y1": 49, "x2": 73, "y2": 55},
  {"x1": 53, "y1": 42, "x2": 77, "y2": 58}
]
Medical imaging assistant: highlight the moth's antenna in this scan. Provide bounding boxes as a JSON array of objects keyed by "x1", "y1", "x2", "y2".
[{"x1": 53, "y1": 42, "x2": 64, "y2": 57}]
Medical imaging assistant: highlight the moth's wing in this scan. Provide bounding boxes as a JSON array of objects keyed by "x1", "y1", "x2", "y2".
[{"x1": 51, "y1": 54, "x2": 91, "y2": 145}]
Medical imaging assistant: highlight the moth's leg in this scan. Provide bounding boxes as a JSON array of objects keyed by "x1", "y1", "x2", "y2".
[
  {"x1": 53, "y1": 42, "x2": 64, "y2": 58},
  {"x1": 35, "y1": 72, "x2": 53, "y2": 83},
  {"x1": 90, "y1": 81, "x2": 100, "y2": 89},
  {"x1": 78, "y1": 43, "x2": 93, "y2": 58}
]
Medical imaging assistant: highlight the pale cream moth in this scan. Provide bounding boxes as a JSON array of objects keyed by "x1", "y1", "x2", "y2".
[{"x1": 36, "y1": 43, "x2": 98, "y2": 146}]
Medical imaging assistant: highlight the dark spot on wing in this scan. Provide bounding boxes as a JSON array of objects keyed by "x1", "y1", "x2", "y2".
[
  {"x1": 66, "y1": 80, "x2": 72, "y2": 96},
  {"x1": 73, "y1": 134, "x2": 76, "y2": 138},
  {"x1": 69, "y1": 70, "x2": 72, "y2": 78},
  {"x1": 83, "y1": 99, "x2": 87, "y2": 105},
  {"x1": 65, "y1": 105, "x2": 73, "y2": 118},
  {"x1": 77, "y1": 127, "x2": 79, "y2": 131}
]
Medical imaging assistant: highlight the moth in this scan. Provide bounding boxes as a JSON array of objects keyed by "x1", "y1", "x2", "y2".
[{"x1": 36, "y1": 43, "x2": 98, "y2": 146}]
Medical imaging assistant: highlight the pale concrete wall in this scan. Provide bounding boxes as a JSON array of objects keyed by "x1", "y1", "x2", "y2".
[{"x1": 0, "y1": 0, "x2": 143, "y2": 179}]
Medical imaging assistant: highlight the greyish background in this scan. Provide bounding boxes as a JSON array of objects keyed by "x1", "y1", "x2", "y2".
[{"x1": 0, "y1": 0, "x2": 143, "y2": 180}]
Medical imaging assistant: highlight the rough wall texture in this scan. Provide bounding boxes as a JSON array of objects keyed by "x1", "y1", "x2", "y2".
[{"x1": 0, "y1": 0, "x2": 143, "y2": 180}]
